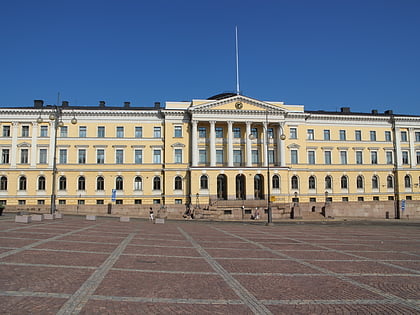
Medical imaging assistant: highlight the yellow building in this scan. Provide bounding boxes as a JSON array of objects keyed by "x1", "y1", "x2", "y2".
[{"x1": 1, "y1": 94, "x2": 419, "y2": 218}]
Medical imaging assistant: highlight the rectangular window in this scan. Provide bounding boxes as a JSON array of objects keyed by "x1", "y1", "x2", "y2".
[
  {"x1": 291, "y1": 150, "x2": 298, "y2": 164},
  {"x1": 39, "y1": 149, "x2": 47, "y2": 164},
  {"x1": 153, "y1": 149, "x2": 161, "y2": 164},
  {"x1": 402, "y1": 151, "x2": 409, "y2": 164},
  {"x1": 2, "y1": 125, "x2": 10, "y2": 137},
  {"x1": 267, "y1": 128, "x2": 274, "y2": 139},
  {"x1": 308, "y1": 151, "x2": 315, "y2": 164},
  {"x1": 417, "y1": 151, "x2": 420, "y2": 165},
  {"x1": 340, "y1": 151, "x2": 347, "y2": 164},
  {"x1": 22, "y1": 125, "x2": 29, "y2": 137},
  {"x1": 251, "y1": 128, "x2": 258, "y2": 139},
  {"x1": 2, "y1": 149, "x2": 10, "y2": 164},
  {"x1": 78, "y1": 149, "x2": 86, "y2": 164},
  {"x1": 401, "y1": 131, "x2": 408, "y2": 142},
  {"x1": 356, "y1": 151, "x2": 363, "y2": 164},
  {"x1": 97, "y1": 126, "x2": 105, "y2": 138},
  {"x1": 79, "y1": 126, "x2": 87, "y2": 138},
  {"x1": 355, "y1": 130, "x2": 362, "y2": 141},
  {"x1": 323, "y1": 129, "x2": 330, "y2": 140},
  {"x1": 60, "y1": 126, "x2": 68, "y2": 137},
  {"x1": 174, "y1": 149, "x2": 182, "y2": 163},
  {"x1": 290, "y1": 127, "x2": 297, "y2": 139},
  {"x1": 198, "y1": 127, "x2": 207, "y2": 138},
  {"x1": 385, "y1": 131, "x2": 392, "y2": 142},
  {"x1": 324, "y1": 151, "x2": 331, "y2": 164},
  {"x1": 339, "y1": 130, "x2": 346, "y2": 141},
  {"x1": 371, "y1": 151, "x2": 378, "y2": 164},
  {"x1": 20, "y1": 148, "x2": 29, "y2": 164},
  {"x1": 268, "y1": 150, "x2": 275, "y2": 164},
  {"x1": 307, "y1": 129, "x2": 314, "y2": 140},
  {"x1": 175, "y1": 199, "x2": 182, "y2": 204},
  {"x1": 40, "y1": 126, "x2": 48, "y2": 137},
  {"x1": 216, "y1": 149, "x2": 224, "y2": 164},
  {"x1": 233, "y1": 150, "x2": 242, "y2": 164},
  {"x1": 370, "y1": 131, "x2": 377, "y2": 141},
  {"x1": 116, "y1": 126, "x2": 124, "y2": 138},
  {"x1": 135, "y1": 126, "x2": 143, "y2": 138},
  {"x1": 97, "y1": 149, "x2": 105, "y2": 164},
  {"x1": 134, "y1": 149, "x2": 143, "y2": 164},
  {"x1": 386, "y1": 151, "x2": 393, "y2": 164},
  {"x1": 59, "y1": 149, "x2": 67, "y2": 164},
  {"x1": 415, "y1": 132, "x2": 420, "y2": 142},
  {"x1": 116, "y1": 149, "x2": 124, "y2": 164},
  {"x1": 215, "y1": 127, "x2": 223, "y2": 138},
  {"x1": 233, "y1": 127, "x2": 241, "y2": 138},
  {"x1": 174, "y1": 126, "x2": 182, "y2": 138},
  {"x1": 199, "y1": 149, "x2": 207, "y2": 163},
  {"x1": 154, "y1": 127, "x2": 161, "y2": 138},
  {"x1": 252, "y1": 150, "x2": 259, "y2": 164}
]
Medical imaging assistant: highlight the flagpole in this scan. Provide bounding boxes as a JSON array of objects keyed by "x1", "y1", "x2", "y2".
[{"x1": 235, "y1": 26, "x2": 240, "y2": 95}]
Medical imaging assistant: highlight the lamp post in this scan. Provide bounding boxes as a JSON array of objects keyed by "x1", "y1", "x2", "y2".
[
  {"x1": 325, "y1": 191, "x2": 328, "y2": 204},
  {"x1": 390, "y1": 114, "x2": 400, "y2": 219}
]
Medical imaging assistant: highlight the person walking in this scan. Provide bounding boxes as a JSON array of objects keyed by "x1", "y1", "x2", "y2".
[{"x1": 149, "y1": 207, "x2": 154, "y2": 221}]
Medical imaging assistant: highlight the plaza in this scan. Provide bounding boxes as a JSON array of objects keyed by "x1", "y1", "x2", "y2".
[{"x1": 0, "y1": 213, "x2": 419, "y2": 314}]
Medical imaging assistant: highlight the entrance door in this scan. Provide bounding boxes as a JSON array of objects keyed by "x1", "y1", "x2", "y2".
[
  {"x1": 254, "y1": 174, "x2": 264, "y2": 199},
  {"x1": 236, "y1": 174, "x2": 246, "y2": 200},
  {"x1": 217, "y1": 174, "x2": 228, "y2": 200}
]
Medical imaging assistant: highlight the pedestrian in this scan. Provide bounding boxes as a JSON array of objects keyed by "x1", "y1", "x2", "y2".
[{"x1": 149, "y1": 207, "x2": 154, "y2": 221}]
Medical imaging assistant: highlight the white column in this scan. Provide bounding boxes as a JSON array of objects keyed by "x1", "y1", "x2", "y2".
[
  {"x1": 277, "y1": 123, "x2": 286, "y2": 167},
  {"x1": 48, "y1": 122, "x2": 55, "y2": 168},
  {"x1": 227, "y1": 121, "x2": 233, "y2": 167},
  {"x1": 246, "y1": 122, "x2": 252, "y2": 167},
  {"x1": 262, "y1": 122, "x2": 268, "y2": 167},
  {"x1": 409, "y1": 128, "x2": 416, "y2": 168},
  {"x1": 11, "y1": 122, "x2": 18, "y2": 168},
  {"x1": 209, "y1": 121, "x2": 216, "y2": 167},
  {"x1": 395, "y1": 127, "x2": 402, "y2": 167},
  {"x1": 30, "y1": 122, "x2": 38, "y2": 167},
  {"x1": 191, "y1": 120, "x2": 198, "y2": 167}
]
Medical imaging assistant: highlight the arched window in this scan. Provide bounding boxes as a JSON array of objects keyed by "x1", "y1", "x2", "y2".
[
  {"x1": 308, "y1": 176, "x2": 316, "y2": 189},
  {"x1": 372, "y1": 175, "x2": 379, "y2": 189},
  {"x1": 341, "y1": 175, "x2": 348, "y2": 189},
  {"x1": 38, "y1": 176, "x2": 46, "y2": 190},
  {"x1": 153, "y1": 176, "x2": 161, "y2": 190},
  {"x1": 134, "y1": 176, "x2": 142, "y2": 191},
  {"x1": 357, "y1": 175, "x2": 364, "y2": 189},
  {"x1": 0, "y1": 176, "x2": 8, "y2": 191},
  {"x1": 272, "y1": 175, "x2": 280, "y2": 189},
  {"x1": 174, "y1": 176, "x2": 182, "y2": 190},
  {"x1": 387, "y1": 175, "x2": 393, "y2": 188},
  {"x1": 116, "y1": 176, "x2": 123, "y2": 190},
  {"x1": 59, "y1": 176, "x2": 66, "y2": 190},
  {"x1": 404, "y1": 175, "x2": 411, "y2": 188},
  {"x1": 325, "y1": 176, "x2": 332, "y2": 189},
  {"x1": 19, "y1": 176, "x2": 27, "y2": 190},
  {"x1": 200, "y1": 175, "x2": 208, "y2": 189},
  {"x1": 291, "y1": 175, "x2": 299, "y2": 189},
  {"x1": 97, "y1": 176, "x2": 104, "y2": 191},
  {"x1": 78, "y1": 176, "x2": 86, "y2": 190}
]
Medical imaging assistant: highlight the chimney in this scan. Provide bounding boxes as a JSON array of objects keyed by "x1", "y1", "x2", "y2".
[
  {"x1": 371, "y1": 109, "x2": 378, "y2": 115},
  {"x1": 62, "y1": 101, "x2": 69, "y2": 107},
  {"x1": 34, "y1": 100, "x2": 44, "y2": 108},
  {"x1": 384, "y1": 110, "x2": 393, "y2": 115},
  {"x1": 99, "y1": 101, "x2": 106, "y2": 107},
  {"x1": 154, "y1": 102, "x2": 161, "y2": 109},
  {"x1": 124, "y1": 101, "x2": 130, "y2": 108},
  {"x1": 340, "y1": 107, "x2": 350, "y2": 113}
]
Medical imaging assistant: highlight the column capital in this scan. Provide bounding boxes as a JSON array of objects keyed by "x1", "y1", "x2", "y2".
[
  {"x1": 227, "y1": 121, "x2": 233, "y2": 126},
  {"x1": 209, "y1": 120, "x2": 216, "y2": 125}
]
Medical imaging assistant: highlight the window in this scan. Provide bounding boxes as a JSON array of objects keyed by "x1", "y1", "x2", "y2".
[
  {"x1": 233, "y1": 127, "x2": 241, "y2": 138},
  {"x1": 78, "y1": 176, "x2": 86, "y2": 190},
  {"x1": 308, "y1": 151, "x2": 315, "y2": 164},
  {"x1": 401, "y1": 131, "x2": 408, "y2": 142},
  {"x1": 20, "y1": 148, "x2": 29, "y2": 164},
  {"x1": 153, "y1": 176, "x2": 161, "y2": 190},
  {"x1": 174, "y1": 176, "x2": 182, "y2": 190},
  {"x1": 404, "y1": 175, "x2": 411, "y2": 188},
  {"x1": 386, "y1": 151, "x2": 393, "y2": 164},
  {"x1": 308, "y1": 176, "x2": 316, "y2": 189},
  {"x1": 116, "y1": 149, "x2": 124, "y2": 164},
  {"x1": 60, "y1": 126, "x2": 68, "y2": 137},
  {"x1": 79, "y1": 126, "x2": 87, "y2": 138},
  {"x1": 251, "y1": 128, "x2": 258, "y2": 139},
  {"x1": 233, "y1": 150, "x2": 242, "y2": 164},
  {"x1": 175, "y1": 199, "x2": 182, "y2": 204},
  {"x1": 78, "y1": 149, "x2": 86, "y2": 164},
  {"x1": 385, "y1": 131, "x2": 391, "y2": 142},
  {"x1": 324, "y1": 151, "x2": 331, "y2": 164},
  {"x1": 402, "y1": 151, "x2": 409, "y2": 164},
  {"x1": 340, "y1": 151, "x2": 347, "y2": 164},
  {"x1": 198, "y1": 127, "x2": 207, "y2": 138},
  {"x1": 387, "y1": 175, "x2": 394, "y2": 188},
  {"x1": 268, "y1": 150, "x2": 275, "y2": 164},
  {"x1": 307, "y1": 129, "x2": 314, "y2": 140},
  {"x1": 174, "y1": 126, "x2": 182, "y2": 138},
  {"x1": 371, "y1": 151, "x2": 378, "y2": 164},
  {"x1": 370, "y1": 131, "x2": 376, "y2": 141},
  {"x1": 116, "y1": 176, "x2": 123, "y2": 190},
  {"x1": 339, "y1": 130, "x2": 346, "y2": 141},
  {"x1": 415, "y1": 132, "x2": 420, "y2": 142},
  {"x1": 2, "y1": 149, "x2": 10, "y2": 164},
  {"x1": 39, "y1": 149, "x2": 47, "y2": 164},
  {"x1": 252, "y1": 150, "x2": 259, "y2": 164},
  {"x1": 59, "y1": 176, "x2": 67, "y2": 190},
  {"x1": 134, "y1": 199, "x2": 142, "y2": 204},
  {"x1": 355, "y1": 130, "x2": 362, "y2": 141},
  {"x1": 215, "y1": 127, "x2": 223, "y2": 138},
  {"x1": 134, "y1": 176, "x2": 142, "y2": 190},
  {"x1": 216, "y1": 150, "x2": 224, "y2": 164},
  {"x1": 358, "y1": 197, "x2": 364, "y2": 202},
  {"x1": 97, "y1": 126, "x2": 105, "y2": 138},
  {"x1": 2, "y1": 125, "x2": 10, "y2": 137},
  {"x1": 291, "y1": 150, "x2": 298, "y2": 164},
  {"x1": 134, "y1": 149, "x2": 143, "y2": 164},
  {"x1": 18, "y1": 200, "x2": 26, "y2": 205},
  {"x1": 417, "y1": 151, "x2": 420, "y2": 165},
  {"x1": 37, "y1": 200, "x2": 45, "y2": 205},
  {"x1": 97, "y1": 176, "x2": 104, "y2": 191},
  {"x1": 59, "y1": 149, "x2": 67, "y2": 164},
  {"x1": 153, "y1": 149, "x2": 161, "y2": 164},
  {"x1": 174, "y1": 149, "x2": 182, "y2": 163},
  {"x1": 97, "y1": 200, "x2": 104, "y2": 205},
  {"x1": 325, "y1": 176, "x2": 332, "y2": 189},
  {"x1": 291, "y1": 175, "x2": 299, "y2": 189},
  {"x1": 116, "y1": 126, "x2": 124, "y2": 138},
  {"x1": 267, "y1": 128, "x2": 274, "y2": 139},
  {"x1": 372, "y1": 175, "x2": 379, "y2": 189},
  {"x1": 357, "y1": 175, "x2": 364, "y2": 189},
  {"x1": 40, "y1": 126, "x2": 48, "y2": 137},
  {"x1": 290, "y1": 127, "x2": 297, "y2": 139},
  {"x1": 199, "y1": 149, "x2": 207, "y2": 163},
  {"x1": 135, "y1": 126, "x2": 143, "y2": 138},
  {"x1": 341, "y1": 176, "x2": 348, "y2": 189},
  {"x1": 97, "y1": 149, "x2": 105, "y2": 164},
  {"x1": 324, "y1": 129, "x2": 330, "y2": 140},
  {"x1": 200, "y1": 175, "x2": 208, "y2": 189},
  {"x1": 356, "y1": 151, "x2": 363, "y2": 164},
  {"x1": 22, "y1": 125, "x2": 29, "y2": 137},
  {"x1": 272, "y1": 175, "x2": 280, "y2": 189},
  {"x1": 0, "y1": 176, "x2": 7, "y2": 190},
  {"x1": 154, "y1": 127, "x2": 161, "y2": 138}
]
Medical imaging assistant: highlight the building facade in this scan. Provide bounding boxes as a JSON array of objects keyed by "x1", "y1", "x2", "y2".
[{"x1": 1, "y1": 94, "x2": 419, "y2": 218}]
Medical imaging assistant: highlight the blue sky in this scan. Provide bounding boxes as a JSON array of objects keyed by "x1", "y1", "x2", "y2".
[{"x1": 1, "y1": 0, "x2": 419, "y2": 115}]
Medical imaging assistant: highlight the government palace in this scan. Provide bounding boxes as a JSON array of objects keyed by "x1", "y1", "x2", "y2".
[{"x1": 1, "y1": 93, "x2": 419, "y2": 220}]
